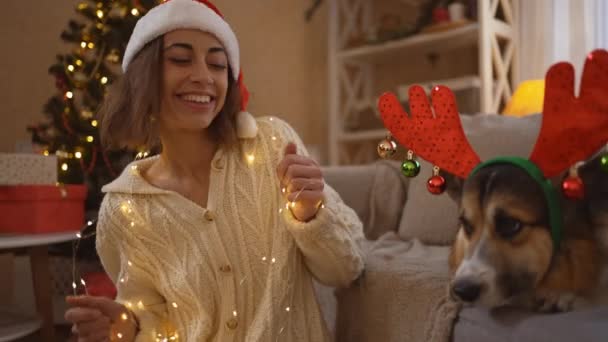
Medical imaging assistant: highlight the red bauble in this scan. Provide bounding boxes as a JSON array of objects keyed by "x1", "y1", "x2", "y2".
[
  {"x1": 562, "y1": 176, "x2": 585, "y2": 200},
  {"x1": 427, "y1": 175, "x2": 446, "y2": 195},
  {"x1": 55, "y1": 77, "x2": 66, "y2": 90}
]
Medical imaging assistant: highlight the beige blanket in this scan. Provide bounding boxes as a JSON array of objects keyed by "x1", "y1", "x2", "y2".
[{"x1": 334, "y1": 232, "x2": 460, "y2": 342}]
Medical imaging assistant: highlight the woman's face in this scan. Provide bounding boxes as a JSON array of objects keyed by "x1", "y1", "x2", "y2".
[{"x1": 159, "y1": 29, "x2": 229, "y2": 134}]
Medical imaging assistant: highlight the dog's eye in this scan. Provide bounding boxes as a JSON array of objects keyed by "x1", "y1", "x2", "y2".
[{"x1": 495, "y1": 215, "x2": 523, "y2": 239}]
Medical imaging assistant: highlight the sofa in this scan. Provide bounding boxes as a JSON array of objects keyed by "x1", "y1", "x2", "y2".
[{"x1": 317, "y1": 113, "x2": 608, "y2": 342}]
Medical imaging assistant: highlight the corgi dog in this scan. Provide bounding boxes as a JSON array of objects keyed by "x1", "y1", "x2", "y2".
[
  {"x1": 376, "y1": 49, "x2": 608, "y2": 313},
  {"x1": 447, "y1": 149, "x2": 607, "y2": 311}
]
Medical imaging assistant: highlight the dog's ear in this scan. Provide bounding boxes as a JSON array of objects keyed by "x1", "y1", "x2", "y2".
[{"x1": 440, "y1": 170, "x2": 465, "y2": 203}]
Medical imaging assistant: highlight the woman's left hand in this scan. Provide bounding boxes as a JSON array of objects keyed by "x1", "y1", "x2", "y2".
[{"x1": 277, "y1": 142, "x2": 324, "y2": 222}]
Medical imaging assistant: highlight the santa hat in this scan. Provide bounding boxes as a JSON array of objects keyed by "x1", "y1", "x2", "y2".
[{"x1": 122, "y1": 0, "x2": 257, "y2": 139}]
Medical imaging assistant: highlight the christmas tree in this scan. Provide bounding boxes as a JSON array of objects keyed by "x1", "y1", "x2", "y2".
[{"x1": 28, "y1": 0, "x2": 161, "y2": 211}]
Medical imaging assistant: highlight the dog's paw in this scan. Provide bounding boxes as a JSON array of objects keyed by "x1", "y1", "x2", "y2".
[{"x1": 535, "y1": 291, "x2": 588, "y2": 312}]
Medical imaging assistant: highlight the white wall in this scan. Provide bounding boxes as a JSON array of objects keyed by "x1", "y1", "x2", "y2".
[{"x1": 517, "y1": 0, "x2": 607, "y2": 86}]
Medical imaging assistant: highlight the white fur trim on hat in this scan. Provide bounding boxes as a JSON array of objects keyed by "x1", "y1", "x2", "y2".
[
  {"x1": 122, "y1": 0, "x2": 239, "y2": 79},
  {"x1": 236, "y1": 111, "x2": 258, "y2": 139}
]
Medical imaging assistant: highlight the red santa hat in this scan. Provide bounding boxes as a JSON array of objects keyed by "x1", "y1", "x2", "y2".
[{"x1": 122, "y1": 0, "x2": 257, "y2": 138}]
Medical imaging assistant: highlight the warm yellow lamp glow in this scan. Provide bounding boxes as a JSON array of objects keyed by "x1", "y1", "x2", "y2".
[{"x1": 502, "y1": 80, "x2": 545, "y2": 117}]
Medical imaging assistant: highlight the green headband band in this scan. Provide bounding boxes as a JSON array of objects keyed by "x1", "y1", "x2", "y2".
[{"x1": 470, "y1": 157, "x2": 563, "y2": 250}]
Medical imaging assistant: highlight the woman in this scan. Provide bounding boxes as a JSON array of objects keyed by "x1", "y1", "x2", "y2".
[{"x1": 64, "y1": 0, "x2": 365, "y2": 341}]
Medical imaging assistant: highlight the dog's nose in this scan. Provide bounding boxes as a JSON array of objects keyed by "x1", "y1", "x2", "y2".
[{"x1": 451, "y1": 279, "x2": 481, "y2": 302}]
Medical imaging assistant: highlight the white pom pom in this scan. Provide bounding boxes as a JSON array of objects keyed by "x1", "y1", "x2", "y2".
[{"x1": 236, "y1": 111, "x2": 258, "y2": 139}]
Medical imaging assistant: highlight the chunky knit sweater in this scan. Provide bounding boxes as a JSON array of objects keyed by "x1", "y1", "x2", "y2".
[{"x1": 97, "y1": 117, "x2": 365, "y2": 341}]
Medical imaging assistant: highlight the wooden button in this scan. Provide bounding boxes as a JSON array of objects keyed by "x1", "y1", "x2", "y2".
[
  {"x1": 213, "y1": 158, "x2": 224, "y2": 170},
  {"x1": 204, "y1": 210, "x2": 215, "y2": 222},
  {"x1": 219, "y1": 265, "x2": 232, "y2": 273},
  {"x1": 226, "y1": 318, "x2": 238, "y2": 330}
]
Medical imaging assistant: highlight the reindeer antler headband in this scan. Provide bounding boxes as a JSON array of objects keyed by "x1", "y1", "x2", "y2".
[{"x1": 376, "y1": 49, "x2": 608, "y2": 250}]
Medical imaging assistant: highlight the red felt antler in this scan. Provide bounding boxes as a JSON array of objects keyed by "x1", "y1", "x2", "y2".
[
  {"x1": 530, "y1": 49, "x2": 608, "y2": 178},
  {"x1": 378, "y1": 85, "x2": 481, "y2": 179}
]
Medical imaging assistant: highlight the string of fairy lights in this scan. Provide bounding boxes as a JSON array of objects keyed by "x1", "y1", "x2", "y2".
[{"x1": 69, "y1": 135, "x2": 325, "y2": 341}]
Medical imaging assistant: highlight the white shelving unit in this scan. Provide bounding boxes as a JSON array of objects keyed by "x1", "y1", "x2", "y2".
[{"x1": 328, "y1": 0, "x2": 520, "y2": 165}]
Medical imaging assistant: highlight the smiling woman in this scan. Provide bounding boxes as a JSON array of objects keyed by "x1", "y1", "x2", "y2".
[{"x1": 63, "y1": 0, "x2": 365, "y2": 341}]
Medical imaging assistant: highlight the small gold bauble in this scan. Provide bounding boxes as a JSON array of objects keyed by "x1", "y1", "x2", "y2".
[
  {"x1": 109, "y1": 4, "x2": 128, "y2": 18},
  {"x1": 81, "y1": 108, "x2": 94, "y2": 119},
  {"x1": 377, "y1": 138, "x2": 397, "y2": 159},
  {"x1": 105, "y1": 49, "x2": 121, "y2": 64}
]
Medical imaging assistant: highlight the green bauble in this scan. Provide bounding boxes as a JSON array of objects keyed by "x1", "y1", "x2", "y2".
[
  {"x1": 401, "y1": 160, "x2": 421, "y2": 177},
  {"x1": 601, "y1": 154, "x2": 608, "y2": 173}
]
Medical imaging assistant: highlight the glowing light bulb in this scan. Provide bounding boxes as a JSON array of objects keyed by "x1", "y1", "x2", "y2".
[{"x1": 75, "y1": 151, "x2": 82, "y2": 159}]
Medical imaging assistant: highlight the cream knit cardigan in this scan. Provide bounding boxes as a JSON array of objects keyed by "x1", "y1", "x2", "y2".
[{"x1": 97, "y1": 117, "x2": 365, "y2": 341}]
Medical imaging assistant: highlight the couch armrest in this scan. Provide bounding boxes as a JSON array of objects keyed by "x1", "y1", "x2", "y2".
[
  {"x1": 323, "y1": 160, "x2": 408, "y2": 240},
  {"x1": 334, "y1": 233, "x2": 459, "y2": 342}
]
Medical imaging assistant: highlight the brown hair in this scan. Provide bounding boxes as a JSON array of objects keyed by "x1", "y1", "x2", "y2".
[{"x1": 98, "y1": 36, "x2": 241, "y2": 151}]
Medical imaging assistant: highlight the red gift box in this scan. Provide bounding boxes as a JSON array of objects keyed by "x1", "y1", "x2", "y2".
[{"x1": 0, "y1": 184, "x2": 87, "y2": 234}]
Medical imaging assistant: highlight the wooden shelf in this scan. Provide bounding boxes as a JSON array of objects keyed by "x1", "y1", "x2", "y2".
[
  {"x1": 328, "y1": 0, "x2": 519, "y2": 164},
  {"x1": 338, "y1": 23, "x2": 479, "y2": 63}
]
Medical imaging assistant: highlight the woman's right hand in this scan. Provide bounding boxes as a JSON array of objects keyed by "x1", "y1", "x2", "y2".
[{"x1": 65, "y1": 295, "x2": 137, "y2": 342}]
